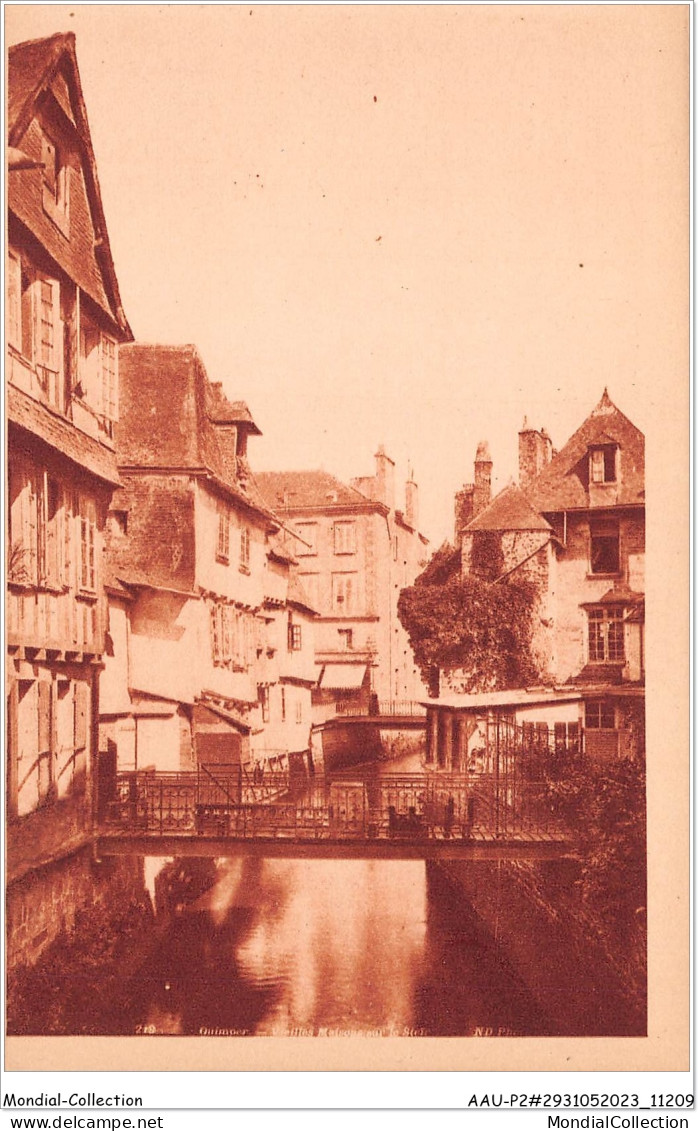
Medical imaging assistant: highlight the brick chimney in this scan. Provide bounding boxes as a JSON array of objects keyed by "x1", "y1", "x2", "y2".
[
  {"x1": 374, "y1": 445, "x2": 395, "y2": 509},
  {"x1": 405, "y1": 467, "x2": 419, "y2": 529},
  {"x1": 473, "y1": 440, "x2": 492, "y2": 517},
  {"x1": 518, "y1": 418, "x2": 553, "y2": 487}
]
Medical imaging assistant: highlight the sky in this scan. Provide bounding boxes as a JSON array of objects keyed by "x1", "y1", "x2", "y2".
[{"x1": 5, "y1": 3, "x2": 688, "y2": 545}]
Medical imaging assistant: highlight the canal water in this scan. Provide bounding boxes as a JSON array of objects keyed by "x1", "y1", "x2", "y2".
[{"x1": 127, "y1": 853, "x2": 551, "y2": 1038}]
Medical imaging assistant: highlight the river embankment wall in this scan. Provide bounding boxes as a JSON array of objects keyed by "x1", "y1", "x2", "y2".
[{"x1": 435, "y1": 859, "x2": 646, "y2": 1036}]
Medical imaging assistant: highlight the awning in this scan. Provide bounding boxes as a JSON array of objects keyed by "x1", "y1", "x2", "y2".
[
  {"x1": 421, "y1": 687, "x2": 583, "y2": 712},
  {"x1": 319, "y1": 663, "x2": 368, "y2": 691}
]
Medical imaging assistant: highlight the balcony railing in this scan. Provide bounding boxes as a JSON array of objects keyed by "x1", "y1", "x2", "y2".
[{"x1": 335, "y1": 700, "x2": 427, "y2": 718}]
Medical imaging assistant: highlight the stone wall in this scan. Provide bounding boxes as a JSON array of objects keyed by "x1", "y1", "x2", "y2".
[{"x1": 6, "y1": 847, "x2": 146, "y2": 972}]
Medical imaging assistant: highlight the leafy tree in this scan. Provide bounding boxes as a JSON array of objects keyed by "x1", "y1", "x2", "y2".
[{"x1": 398, "y1": 543, "x2": 539, "y2": 694}]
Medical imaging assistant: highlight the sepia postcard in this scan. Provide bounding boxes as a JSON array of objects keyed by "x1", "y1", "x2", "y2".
[{"x1": 3, "y1": 3, "x2": 690, "y2": 1077}]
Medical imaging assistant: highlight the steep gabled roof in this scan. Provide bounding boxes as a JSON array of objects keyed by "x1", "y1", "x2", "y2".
[
  {"x1": 255, "y1": 470, "x2": 377, "y2": 511},
  {"x1": 116, "y1": 344, "x2": 275, "y2": 523},
  {"x1": 465, "y1": 483, "x2": 553, "y2": 533},
  {"x1": 8, "y1": 32, "x2": 131, "y2": 338},
  {"x1": 525, "y1": 390, "x2": 645, "y2": 512}
]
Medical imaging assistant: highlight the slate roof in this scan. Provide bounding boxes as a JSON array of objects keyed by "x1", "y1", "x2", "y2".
[
  {"x1": 7, "y1": 383, "x2": 121, "y2": 487},
  {"x1": 464, "y1": 484, "x2": 553, "y2": 533},
  {"x1": 116, "y1": 344, "x2": 275, "y2": 522},
  {"x1": 525, "y1": 390, "x2": 644, "y2": 513},
  {"x1": 255, "y1": 470, "x2": 375, "y2": 511},
  {"x1": 8, "y1": 33, "x2": 131, "y2": 338}
]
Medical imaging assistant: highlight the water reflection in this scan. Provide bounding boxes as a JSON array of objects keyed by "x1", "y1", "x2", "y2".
[{"x1": 128, "y1": 852, "x2": 553, "y2": 1037}]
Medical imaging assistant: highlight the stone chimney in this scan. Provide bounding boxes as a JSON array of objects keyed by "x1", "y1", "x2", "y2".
[
  {"x1": 405, "y1": 467, "x2": 419, "y2": 529},
  {"x1": 454, "y1": 485, "x2": 475, "y2": 546},
  {"x1": 518, "y1": 418, "x2": 553, "y2": 487},
  {"x1": 374, "y1": 445, "x2": 395, "y2": 509},
  {"x1": 473, "y1": 440, "x2": 492, "y2": 517}
]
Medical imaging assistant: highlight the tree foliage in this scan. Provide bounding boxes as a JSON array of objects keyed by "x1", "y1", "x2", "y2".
[
  {"x1": 544, "y1": 757, "x2": 647, "y2": 986},
  {"x1": 398, "y1": 545, "x2": 539, "y2": 694}
]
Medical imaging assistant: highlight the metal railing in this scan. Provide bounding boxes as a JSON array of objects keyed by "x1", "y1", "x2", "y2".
[
  {"x1": 102, "y1": 768, "x2": 566, "y2": 844},
  {"x1": 335, "y1": 700, "x2": 427, "y2": 718}
]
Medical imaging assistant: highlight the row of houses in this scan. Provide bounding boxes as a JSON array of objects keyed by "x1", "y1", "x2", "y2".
[
  {"x1": 424, "y1": 394, "x2": 645, "y2": 770},
  {"x1": 5, "y1": 33, "x2": 431, "y2": 877}
]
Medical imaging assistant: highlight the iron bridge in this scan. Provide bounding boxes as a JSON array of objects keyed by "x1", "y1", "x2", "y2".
[{"x1": 97, "y1": 765, "x2": 577, "y2": 861}]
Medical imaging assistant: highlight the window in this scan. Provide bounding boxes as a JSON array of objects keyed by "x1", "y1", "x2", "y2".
[
  {"x1": 259, "y1": 686, "x2": 270, "y2": 724},
  {"x1": 240, "y1": 527, "x2": 251, "y2": 572},
  {"x1": 393, "y1": 535, "x2": 399, "y2": 562},
  {"x1": 554, "y1": 721, "x2": 581, "y2": 755},
  {"x1": 338, "y1": 628, "x2": 354, "y2": 650},
  {"x1": 288, "y1": 618, "x2": 302, "y2": 651},
  {"x1": 295, "y1": 698, "x2": 303, "y2": 724},
  {"x1": 585, "y1": 700, "x2": 616, "y2": 729},
  {"x1": 210, "y1": 603, "x2": 253, "y2": 670},
  {"x1": 210, "y1": 604, "x2": 222, "y2": 663},
  {"x1": 295, "y1": 522, "x2": 318, "y2": 556},
  {"x1": 334, "y1": 521, "x2": 356, "y2": 555},
  {"x1": 589, "y1": 517, "x2": 620, "y2": 574},
  {"x1": 281, "y1": 686, "x2": 286, "y2": 722},
  {"x1": 588, "y1": 605, "x2": 625, "y2": 663},
  {"x1": 332, "y1": 573, "x2": 356, "y2": 613},
  {"x1": 216, "y1": 507, "x2": 230, "y2": 562},
  {"x1": 589, "y1": 446, "x2": 617, "y2": 484}
]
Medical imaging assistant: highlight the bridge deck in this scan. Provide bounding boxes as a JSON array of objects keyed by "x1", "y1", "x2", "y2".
[{"x1": 96, "y1": 832, "x2": 576, "y2": 861}]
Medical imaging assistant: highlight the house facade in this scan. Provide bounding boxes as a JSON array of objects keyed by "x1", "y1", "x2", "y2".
[
  {"x1": 6, "y1": 33, "x2": 132, "y2": 875},
  {"x1": 99, "y1": 345, "x2": 315, "y2": 775},
  {"x1": 429, "y1": 390, "x2": 645, "y2": 767},
  {"x1": 256, "y1": 449, "x2": 430, "y2": 709}
]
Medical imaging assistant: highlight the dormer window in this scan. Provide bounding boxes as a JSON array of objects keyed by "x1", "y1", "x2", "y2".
[{"x1": 589, "y1": 445, "x2": 617, "y2": 484}]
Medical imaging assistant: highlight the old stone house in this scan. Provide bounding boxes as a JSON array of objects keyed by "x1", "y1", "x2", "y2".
[
  {"x1": 6, "y1": 33, "x2": 132, "y2": 878},
  {"x1": 428, "y1": 390, "x2": 645, "y2": 767},
  {"x1": 256, "y1": 449, "x2": 430, "y2": 710},
  {"x1": 100, "y1": 344, "x2": 315, "y2": 775}
]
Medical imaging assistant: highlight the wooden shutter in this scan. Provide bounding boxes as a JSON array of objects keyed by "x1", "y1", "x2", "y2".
[
  {"x1": 37, "y1": 681, "x2": 53, "y2": 800},
  {"x1": 21, "y1": 269, "x2": 34, "y2": 361},
  {"x1": 74, "y1": 680, "x2": 88, "y2": 774},
  {"x1": 7, "y1": 252, "x2": 21, "y2": 350}
]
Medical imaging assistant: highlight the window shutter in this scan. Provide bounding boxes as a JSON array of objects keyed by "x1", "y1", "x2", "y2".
[
  {"x1": 21, "y1": 269, "x2": 34, "y2": 360},
  {"x1": 38, "y1": 681, "x2": 52, "y2": 754},
  {"x1": 74, "y1": 680, "x2": 88, "y2": 751},
  {"x1": 100, "y1": 334, "x2": 118, "y2": 421},
  {"x1": 26, "y1": 475, "x2": 38, "y2": 584},
  {"x1": 7, "y1": 252, "x2": 21, "y2": 350},
  {"x1": 41, "y1": 133, "x2": 57, "y2": 194}
]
